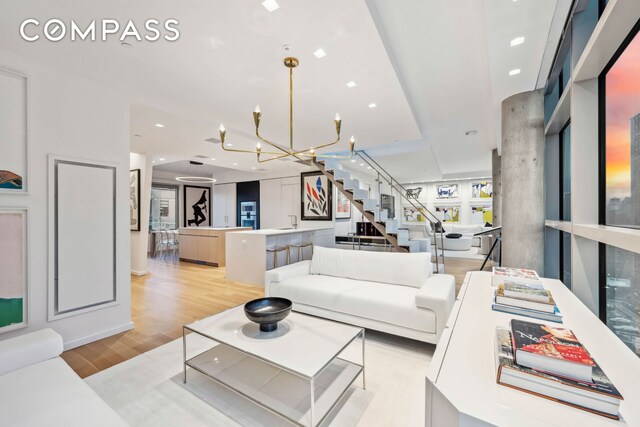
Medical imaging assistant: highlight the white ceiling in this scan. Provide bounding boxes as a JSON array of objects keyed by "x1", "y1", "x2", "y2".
[{"x1": 0, "y1": 0, "x2": 569, "y2": 181}]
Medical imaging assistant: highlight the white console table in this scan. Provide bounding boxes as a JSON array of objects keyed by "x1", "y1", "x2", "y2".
[{"x1": 426, "y1": 271, "x2": 640, "y2": 426}]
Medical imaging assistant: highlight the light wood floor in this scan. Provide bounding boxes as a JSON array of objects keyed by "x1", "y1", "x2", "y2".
[{"x1": 62, "y1": 256, "x2": 490, "y2": 378}]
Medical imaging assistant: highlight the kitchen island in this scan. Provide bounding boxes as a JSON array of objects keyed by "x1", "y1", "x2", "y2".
[
  {"x1": 225, "y1": 227, "x2": 334, "y2": 286},
  {"x1": 178, "y1": 227, "x2": 251, "y2": 267}
]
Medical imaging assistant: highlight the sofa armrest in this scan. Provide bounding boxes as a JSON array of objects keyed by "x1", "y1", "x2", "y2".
[
  {"x1": 264, "y1": 260, "x2": 311, "y2": 295},
  {"x1": 0, "y1": 328, "x2": 63, "y2": 377},
  {"x1": 415, "y1": 274, "x2": 456, "y2": 338}
]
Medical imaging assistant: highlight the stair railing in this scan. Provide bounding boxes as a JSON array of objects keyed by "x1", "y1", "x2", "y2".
[{"x1": 354, "y1": 150, "x2": 446, "y2": 273}]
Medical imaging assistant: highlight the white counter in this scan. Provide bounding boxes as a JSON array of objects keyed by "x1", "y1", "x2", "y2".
[{"x1": 225, "y1": 227, "x2": 334, "y2": 286}]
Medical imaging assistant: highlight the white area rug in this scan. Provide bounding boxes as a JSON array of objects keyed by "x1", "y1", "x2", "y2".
[
  {"x1": 434, "y1": 245, "x2": 486, "y2": 260},
  {"x1": 85, "y1": 329, "x2": 434, "y2": 427}
]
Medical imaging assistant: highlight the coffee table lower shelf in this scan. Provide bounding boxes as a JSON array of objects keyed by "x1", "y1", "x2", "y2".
[{"x1": 185, "y1": 344, "x2": 363, "y2": 426}]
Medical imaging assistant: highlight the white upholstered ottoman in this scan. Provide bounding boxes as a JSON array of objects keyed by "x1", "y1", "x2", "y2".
[{"x1": 443, "y1": 236, "x2": 472, "y2": 251}]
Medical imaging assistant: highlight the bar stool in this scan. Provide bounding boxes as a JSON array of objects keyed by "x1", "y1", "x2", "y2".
[
  {"x1": 287, "y1": 242, "x2": 313, "y2": 264},
  {"x1": 266, "y1": 245, "x2": 290, "y2": 269}
]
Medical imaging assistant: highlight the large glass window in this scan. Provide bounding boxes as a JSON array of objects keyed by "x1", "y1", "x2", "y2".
[
  {"x1": 603, "y1": 245, "x2": 640, "y2": 357},
  {"x1": 602, "y1": 24, "x2": 640, "y2": 229},
  {"x1": 150, "y1": 184, "x2": 178, "y2": 230},
  {"x1": 561, "y1": 122, "x2": 571, "y2": 220}
]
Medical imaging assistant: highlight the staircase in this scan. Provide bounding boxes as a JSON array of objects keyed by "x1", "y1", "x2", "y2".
[
  {"x1": 314, "y1": 150, "x2": 446, "y2": 272},
  {"x1": 315, "y1": 159, "x2": 416, "y2": 253}
]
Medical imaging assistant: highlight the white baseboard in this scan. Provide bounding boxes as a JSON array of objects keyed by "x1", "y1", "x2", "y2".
[
  {"x1": 63, "y1": 321, "x2": 135, "y2": 351},
  {"x1": 131, "y1": 270, "x2": 148, "y2": 276}
]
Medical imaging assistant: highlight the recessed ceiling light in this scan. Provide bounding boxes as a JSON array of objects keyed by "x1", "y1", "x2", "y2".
[
  {"x1": 211, "y1": 158, "x2": 216, "y2": 161},
  {"x1": 133, "y1": 134, "x2": 141, "y2": 137},
  {"x1": 346, "y1": 81, "x2": 357, "y2": 88},
  {"x1": 155, "y1": 123, "x2": 164, "y2": 128},
  {"x1": 232, "y1": 163, "x2": 238, "y2": 166},
  {"x1": 367, "y1": 166, "x2": 372, "y2": 169},
  {"x1": 368, "y1": 103, "x2": 377, "y2": 109},
  {"x1": 350, "y1": 159, "x2": 356, "y2": 163},
  {"x1": 227, "y1": 143, "x2": 233, "y2": 147},
  {"x1": 510, "y1": 36, "x2": 525, "y2": 47},
  {"x1": 262, "y1": 0, "x2": 279, "y2": 12},
  {"x1": 251, "y1": 167, "x2": 257, "y2": 170},
  {"x1": 152, "y1": 161, "x2": 156, "y2": 164},
  {"x1": 509, "y1": 69, "x2": 521, "y2": 76},
  {"x1": 313, "y1": 48, "x2": 326, "y2": 58},
  {"x1": 360, "y1": 163, "x2": 364, "y2": 166}
]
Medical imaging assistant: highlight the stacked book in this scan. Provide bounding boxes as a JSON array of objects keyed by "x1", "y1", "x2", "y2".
[
  {"x1": 491, "y1": 267, "x2": 562, "y2": 322},
  {"x1": 491, "y1": 266, "x2": 541, "y2": 287},
  {"x1": 495, "y1": 319, "x2": 623, "y2": 419}
]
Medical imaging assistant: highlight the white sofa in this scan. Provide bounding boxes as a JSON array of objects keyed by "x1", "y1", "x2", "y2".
[
  {"x1": 441, "y1": 224, "x2": 490, "y2": 247},
  {"x1": 265, "y1": 247, "x2": 456, "y2": 344},
  {"x1": 0, "y1": 329, "x2": 128, "y2": 427}
]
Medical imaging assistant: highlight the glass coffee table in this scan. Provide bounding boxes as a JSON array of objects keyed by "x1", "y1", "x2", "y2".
[{"x1": 183, "y1": 305, "x2": 365, "y2": 427}]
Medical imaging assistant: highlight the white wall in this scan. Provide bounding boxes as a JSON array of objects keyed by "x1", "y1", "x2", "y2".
[
  {"x1": 130, "y1": 153, "x2": 153, "y2": 275},
  {"x1": 0, "y1": 48, "x2": 132, "y2": 349}
]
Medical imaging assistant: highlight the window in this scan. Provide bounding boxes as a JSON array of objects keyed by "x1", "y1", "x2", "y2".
[
  {"x1": 602, "y1": 244, "x2": 640, "y2": 357},
  {"x1": 150, "y1": 184, "x2": 178, "y2": 230},
  {"x1": 601, "y1": 22, "x2": 640, "y2": 229},
  {"x1": 560, "y1": 122, "x2": 571, "y2": 221},
  {"x1": 560, "y1": 231, "x2": 572, "y2": 289}
]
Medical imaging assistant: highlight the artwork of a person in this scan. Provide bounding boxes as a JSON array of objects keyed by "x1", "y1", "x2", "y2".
[{"x1": 188, "y1": 190, "x2": 208, "y2": 226}]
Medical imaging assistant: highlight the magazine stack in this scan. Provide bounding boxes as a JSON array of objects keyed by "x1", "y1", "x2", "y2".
[{"x1": 495, "y1": 320, "x2": 623, "y2": 419}]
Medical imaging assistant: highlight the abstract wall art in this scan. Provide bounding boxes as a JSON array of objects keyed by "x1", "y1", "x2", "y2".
[
  {"x1": 472, "y1": 181, "x2": 493, "y2": 198},
  {"x1": 0, "y1": 209, "x2": 27, "y2": 333},
  {"x1": 301, "y1": 171, "x2": 332, "y2": 220},
  {"x1": 435, "y1": 206, "x2": 460, "y2": 223},
  {"x1": 184, "y1": 185, "x2": 211, "y2": 227},
  {"x1": 130, "y1": 169, "x2": 141, "y2": 231},
  {"x1": 403, "y1": 206, "x2": 426, "y2": 223},
  {"x1": 335, "y1": 189, "x2": 351, "y2": 219},
  {"x1": 436, "y1": 184, "x2": 458, "y2": 199},
  {"x1": 0, "y1": 69, "x2": 28, "y2": 193}
]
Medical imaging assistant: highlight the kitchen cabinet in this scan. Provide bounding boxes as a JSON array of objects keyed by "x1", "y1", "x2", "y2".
[
  {"x1": 178, "y1": 227, "x2": 251, "y2": 266},
  {"x1": 213, "y1": 183, "x2": 237, "y2": 227}
]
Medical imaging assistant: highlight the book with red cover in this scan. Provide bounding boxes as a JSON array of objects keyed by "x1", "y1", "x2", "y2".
[
  {"x1": 511, "y1": 319, "x2": 595, "y2": 382},
  {"x1": 495, "y1": 327, "x2": 622, "y2": 419}
]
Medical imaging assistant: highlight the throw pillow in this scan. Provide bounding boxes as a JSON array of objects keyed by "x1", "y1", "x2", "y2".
[{"x1": 446, "y1": 233, "x2": 462, "y2": 239}]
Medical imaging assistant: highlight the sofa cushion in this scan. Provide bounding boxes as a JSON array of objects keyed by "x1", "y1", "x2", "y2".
[
  {"x1": 309, "y1": 246, "x2": 431, "y2": 288},
  {"x1": 271, "y1": 274, "x2": 436, "y2": 333},
  {"x1": 0, "y1": 357, "x2": 128, "y2": 426}
]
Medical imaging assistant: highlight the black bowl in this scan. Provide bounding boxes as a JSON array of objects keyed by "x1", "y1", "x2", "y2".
[{"x1": 244, "y1": 297, "x2": 292, "y2": 332}]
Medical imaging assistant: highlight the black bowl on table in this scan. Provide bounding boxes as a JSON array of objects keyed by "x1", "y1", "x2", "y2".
[{"x1": 244, "y1": 297, "x2": 292, "y2": 332}]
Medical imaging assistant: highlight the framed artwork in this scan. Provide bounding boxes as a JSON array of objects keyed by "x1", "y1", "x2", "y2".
[
  {"x1": 335, "y1": 190, "x2": 351, "y2": 219},
  {"x1": 130, "y1": 169, "x2": 141, "y2": 231},
  {"x1": 301, "y1": 171, "x2": 332, "y2": 220},
  {"x1": 380, "y1": 194, "x2": 396, "y2": 219},
  {"x1": 0, "y1": 69, "x2": 28, "y2": 193},
  {"x1": 0, "y1": 208, "x2": 27, "y2": 333},
  {"x1": 471, "y1": 206, "x2": 493, "y2": 225},
  {"x1": 436, "y1": 184, "x2": 458, "y2": 199},
  {"x1": 184, "y1": 185, "x2": 211, "y2": 227},
  {"x1": 403, "y1": 206, "x2": 426, "y2": 223},
  {"x1": 435, "y1": 206, "x2": 460, "y2": 223},
  {"x1": 405, "y1": 187, "x2": 423, "y2": 201},
  {"x1": 472, "y1": 181, "x2": 493, "y2": 198}
]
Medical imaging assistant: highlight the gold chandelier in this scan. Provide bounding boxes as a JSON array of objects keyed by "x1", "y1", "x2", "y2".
[{"x1": 217, "y1": 57, "x2": 355, "y2": 163}]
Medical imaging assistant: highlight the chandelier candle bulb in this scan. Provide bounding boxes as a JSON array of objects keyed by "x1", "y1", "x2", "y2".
[{"x1": 219, "y1": 124, "x2": 226, "y2": 143}]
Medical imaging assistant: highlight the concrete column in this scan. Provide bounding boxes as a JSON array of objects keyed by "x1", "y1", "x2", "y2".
[
  {"x1": 491, "y1": 148, "x2": 502, "y2": 227},
  {"x1": 501, "y1": 90, "x2": 545, "y2": 272}
]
